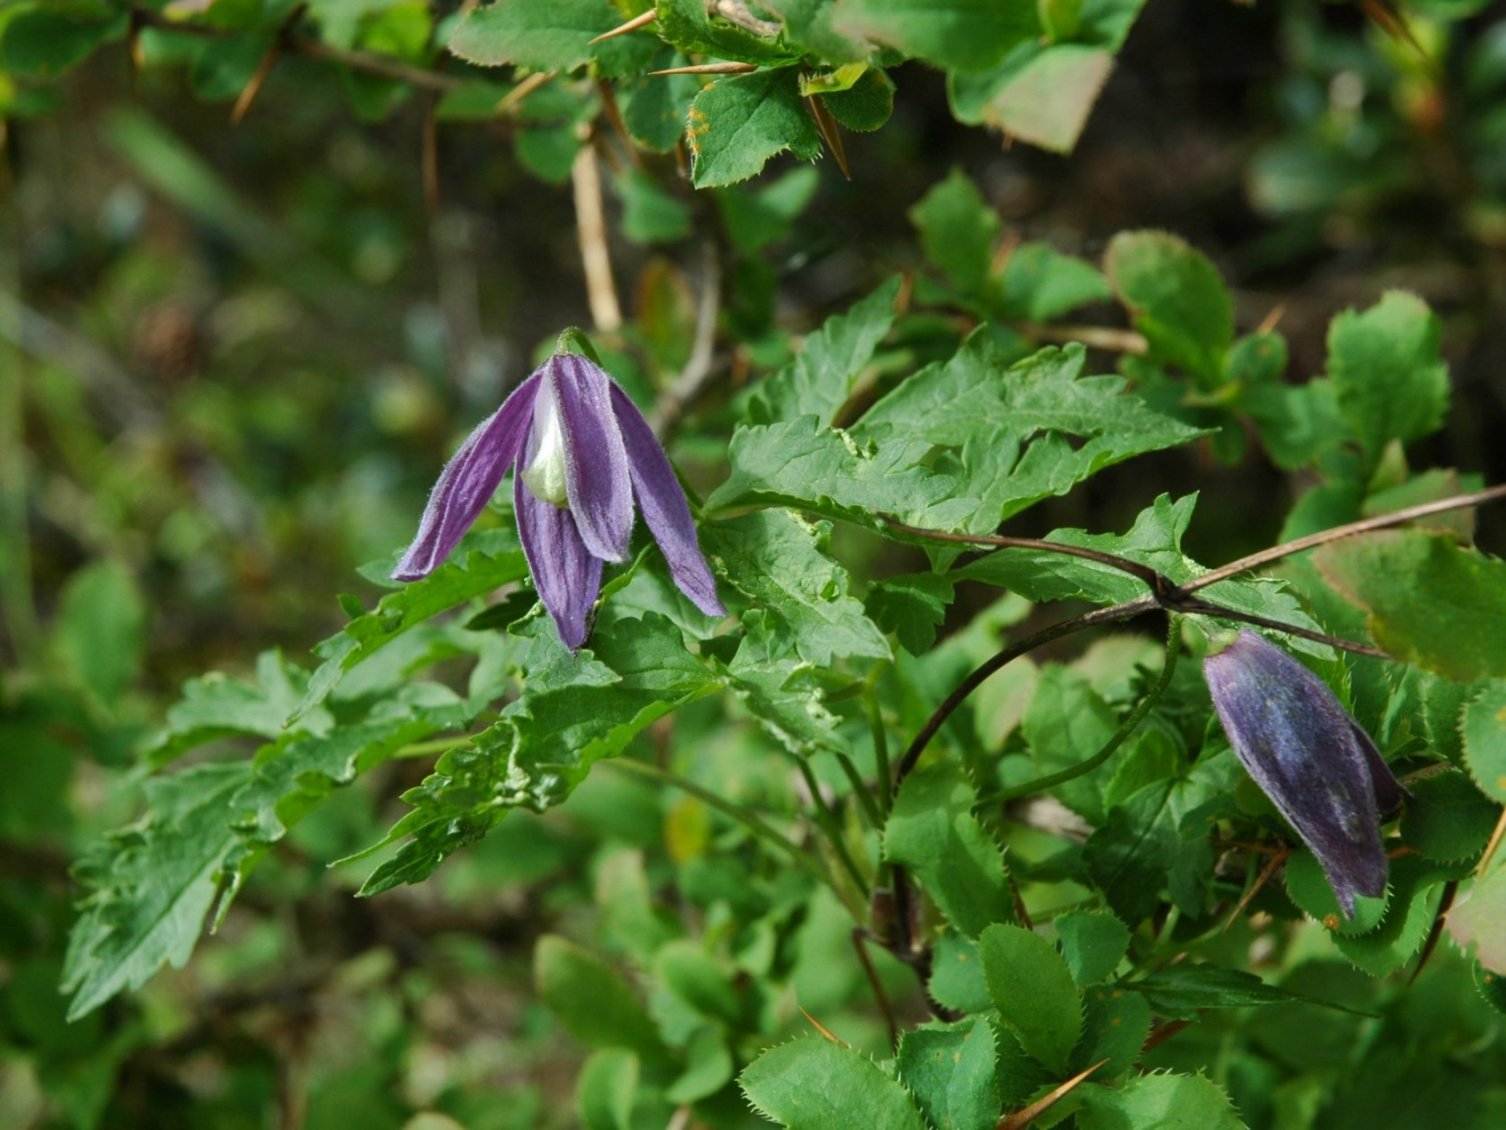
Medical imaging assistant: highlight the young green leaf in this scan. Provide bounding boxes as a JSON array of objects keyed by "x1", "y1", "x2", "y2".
[
  {"x1": 536, "y1": 936, "x2": 668, "y2": 1061},
  {"x1": 1055, "y1": 910, "x2": 1132, "y2": 987},
  {"x1": 1077, "y1": 1071, "x2": 1244, "y2": 1130},
  {"x1": 896, "y1": 1018, "x2": 1000, "y2": 1130},
  {"x1": 1105, "y1": 230, "x2": 1234, "y2": 386},
  {"x1": 909, "y1": 169, "x2": 1001, "y2": 296},
  {"x1": 740, "y1": 1036, "x2": 929, "y2": 1130}
]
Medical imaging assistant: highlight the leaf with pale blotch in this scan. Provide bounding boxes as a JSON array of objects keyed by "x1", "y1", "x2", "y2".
[
  {"x1": 1463, "y1": 681, "x2": 1506, "y2": 803},
  {"x1": 688, "y1": 68, "x2": 822, "y2": 188}
]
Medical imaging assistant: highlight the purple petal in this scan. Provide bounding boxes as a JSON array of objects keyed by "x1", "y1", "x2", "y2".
[
  {"x1": 1204, "y1": 632, "x2": 1389, "y2": 916},
  {"x1": 549, "y1": 354, "x2": 634, "y2": 563},
  {"x1": 393, "y1": 372, "x2": 543, "y2": 581},
  {"x1": 515, "y1": 473, "x2": 603, "y2": 650},
  {"x1": 610, "y1": 383, "x2": 726, "y2": 618}
]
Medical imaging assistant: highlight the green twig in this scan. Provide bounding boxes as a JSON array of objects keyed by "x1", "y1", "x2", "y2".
[
  {"x1": 833, "y1": 750, "x2": 884, "y2": 829},
  {"x1": 796, "y1": 758, "x2": 871, "y2": 899}
]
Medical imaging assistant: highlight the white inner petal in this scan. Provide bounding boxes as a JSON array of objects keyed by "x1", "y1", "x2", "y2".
[{"x1": 520, "y1": 385, "x2": 570, "y2": 508}]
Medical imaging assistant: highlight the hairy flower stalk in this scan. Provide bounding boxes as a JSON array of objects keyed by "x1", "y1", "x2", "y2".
[
  {"x1": 393, "y1": 352, "x2": 725, "y2": 648},
  {"x1": 1203, "y1": 631, "x2": 1404, "y2": 916}
]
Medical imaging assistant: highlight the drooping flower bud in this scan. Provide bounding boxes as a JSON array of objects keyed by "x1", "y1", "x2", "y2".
[{"x1": 1203, "y1": 631, "x2": 1404, "y2": 916}]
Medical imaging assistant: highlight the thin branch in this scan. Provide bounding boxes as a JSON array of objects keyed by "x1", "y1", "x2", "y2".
[
  {"x1": 892, "y1": 597, "x2": 1158, "y2": 791},
  {"x1": 650, "y1": 239, "x2": 722, "y2": 438},
  {"x1": 1181, "y1": 483, "x2": 1506, "y2": 595},
  {"x1": 796, "y1": 758, "x2": 871, "y2": 899},
  {"x1": 1021, "y1": 322, "x2": 1148, "y2": 355},
  {"x1": 572, "y1": 135, "x2": 623, "y2": 332}
]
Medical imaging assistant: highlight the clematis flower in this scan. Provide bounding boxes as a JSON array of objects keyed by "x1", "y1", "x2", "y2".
[
  {"x1": 1203, "y1": 631, "x2": 1404, "y2": 916},
  {"x1": 393, "y1": 351, "x2": 725, "y2": 648}
]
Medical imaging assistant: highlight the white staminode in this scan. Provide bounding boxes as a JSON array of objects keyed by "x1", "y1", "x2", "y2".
[{"x1": 520, "y1": 381, "x2": 570, "y2": 508}]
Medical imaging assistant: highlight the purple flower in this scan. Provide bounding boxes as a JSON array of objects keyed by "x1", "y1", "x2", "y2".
[
  {"x1": 394, "y1": 352, "x2": 725, "y2": 648},
  {"x1": 1203, "y1": 631, "x2": 1404, "y2": 916}
]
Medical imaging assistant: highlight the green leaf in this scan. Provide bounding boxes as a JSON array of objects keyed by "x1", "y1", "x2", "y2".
[
  {"x1": 447, "y1": 0, "x2": 618, "y2": 71},
  {"x1": 1284, "y1": 848, "x2": 1389, "y2": 936},
  {"x1": 1020, "y1": 665, "x2": 1117, "y2": 822},
  {"x1": 293, "y1": 532, "x2": 530, "y2": 720},
  {"x1": 740, "y1": 1037, "x2": 928, "y2": 1130},
  {"x1": 1132, "y1": 964, "x2": 1359, "y2": 1018},
  {"x1": 1054, "y1": 910, "x2": 1131, "y2": 987},
  {"x1": 536, "y1": 936, "x2": 668, "y2": 1060},
  {"x1": 750, "y1": 276, "x2": 902, "y2": 426},
  {"x1": 866, "y1": 573, "x2": 955, "y2": 655},
  {"x1": 707, "y1": 510, "x2": 890, "y2": 666},
  {"x1": 1463, "y1": 680, "x2": 1506, "y2": 803},
  {"x1": 63, "y1": 763, "x2": 250, "y2": 1020},
  {"x1": 665, "y1": 1026, "x2": 735, "y2": 1104},
  {"x1": 1447, "y1": 863, "x2": 1506, "y2": 975},
  {"x1": 618, "y1": 169, "x2": 692, "y2": 244},
  {"x1": 1400, "y1": 769, "x2": 1499, "y2": 864},
  {"x1": 1315, "y1": 530, "x2": 1506, "y2": 680},
  {"x1": 896, "y1": 1018, "x2": 999, "y2": 1130},
  {"x1": 1105, "y1": 230, "x2": 1234, "y2": 385},
  {"x1": 1077, "y1": 1071, "x2": 1244, "y2": 1130},
  {"x1": 577, "y1": 1048, "x2": 639, "y2": 1130},
  {"x1": 909, "y1": 169, "x2": 1001, "y2": 296},
  {"x1": 833, "y1": 0, "x2": 1038, "y2": 73},
  {"x1": 1325, "y1": 290, "x2": 1449, "y2": 463},
  {"x1": 1077, "y1": 987, "x2": 1150, "y2": 1079},
  {"x1": 948, "y1": 42, "x2": 1115, "y2": 153},
  {"x1": 654, "y1": 940, "x2": 744, "y2": 1026},
  {"x1": 53, "y1": 559, "x2": 144, "y2": 704},
  {"x1": 996, "y1": 241, "x2": 1112, "y2": 322},
  {"x1": 1332, "y1": 855, "x2": 1455, "y2": 977},
  {"x1": 720, "y1": 647, "x2": 842, "y2": 756},
  {"x1": 618, "y1": 50, "x2": 700, "y2": 151},
  {"x1": 145, "y1": 650, "x2": 330, "y2": 768},
  {"x1": 762, "y1": 0, "x2": 871, "y2": 61},
  {"x1": 884, "y1": 762, "x2": 1014, "y2": 936},
  {"x1": 978, "y1": 923, "x2": 1083, "y2": 1072},
  {"x1": 1, "y1": 11, "x2": 125, "y2": 78},
  {"x1": 820, "y1": 67, "x2": 894, "y2": 132},
  {"x1": 655, "y1": 0, "x2": 798, "y2": 64},
  {"x1": 928, "y1": 932, "x2": 992, "y2": 1014},
  {"x1": 688, "y1": 68, "x2": 823, "y2": 188},
  {"x1": 356, "y1": 614, "x2": 719, "y2": 893}
]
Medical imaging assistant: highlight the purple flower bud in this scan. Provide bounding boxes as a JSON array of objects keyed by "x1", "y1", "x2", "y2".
[
  {"x1": 1203, "y1": 631, "x2": 1404, "y2": 916},
  {"x1": 393, "y1": 353, "x2": 726, "y2": 649}
]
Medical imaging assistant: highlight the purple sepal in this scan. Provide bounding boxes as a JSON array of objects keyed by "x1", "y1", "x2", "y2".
[
  {"x1": 609, "y1": 384, "x2": 727, "y2": 618},
  {"x1": 392, "y1": 372, "x2": 542, "y2": 581},
  {"x1": 550, "y1": 354, "x2": 634, "y2": 563},
  {"x1": 515, "y1": 474, "x2": 602, "y2": 651},
  {"x1": 1204, "y1": 631, "x2": 1401, "y2": 916}
]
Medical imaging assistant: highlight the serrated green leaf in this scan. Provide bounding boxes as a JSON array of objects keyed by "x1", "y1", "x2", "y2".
[
  {"x1": 1077, "y1": 1071, "x2": 1245, "y2": 1130},
  {"x1": 740, "y1": 1036, "x2": 928, "y2": 1130},
  {"x1": 820, "y1": 67, "x2": 894, "y2": 131},
  {"x1": 1326, "y1": 290, "x2": 1449, "y2": 463},
  {"x1": 834, "y1": 0, "x2": 1037, "y2": 73},
  {"x1": 1463, "y1": 680, "x2": 1506, "y2": 803},
  {"x1": 356, "y1": 614, "x2": 718, "y2": 893},
  {"x1": 750, "y1": 276, "x2": 901, "y2": 425},
  {"x1": 896, "y1": 1018, "x2": 999, "y2": 1130},
  {"x1": 1105, "y1": 230, "x2": 1233, "y2": 385},
  {"x1": 1284, "y1": 848, "x2": 1389, "y2": 935},
  {"x1": 1333, "y1": 855, "x2": 1454, "y2": 977},
  {"x1": 1315, "y1": 530, "x2": 1506, "y2": 680},
  {"x1": 688, "y1": 68, "x2": 823, "y2": 188},
  {"x1": 145, "y1": 650, "x2": 330, "y2": 767},
  {"x1": 885, "y1": 762, "x2": 1014, "y2": 936},
  {"x1": 1020, "y1": 665, "x2": 1117, "y2": 822},
  {"x1": 1076, "y1": 986, "x2": 1150, "y2": 1078},
  {"x1": 761, "y1": 0, "x2": 871, "y2": 61},
  {"x1": 618, "y1": 48, "x2": 700, "y2": 151},
  {"x1": 447, "y1": 0, "x2": 618, "y2": 71},
  {"x1": 720, "y1": 646, "x2": 842, "y2": 755},
  {"x1": 293, "y1": 533, "x2": 530, "y2": 720},
  {"x1": 707, "y1": 509, "x2": 890, "y2": 667},
  {"x1": 929, "y1": 932, "x2": 993, "y2": 1015},
  {"x1": 63, "y1": 763, "x2": 250, "y2": 1020},
  {"x1": 537, "y1": 936, "x2": 668, "y2": 1060},
  {"x1": 1055, "y1": 910, "x2": 1131, "y2": 987},
  {"x1": 909, "y1": 169, "x2": 1001, "y2": 296},
  {"x1": 655, "y1": 0, "x2": 799, "y2": 64},
  {"x1": 1400, "y1": 769, "x2": 1499, "y2": 864},
  {"x1": 979, "y1": 923, "x2": 1082, "y2": 1072}
]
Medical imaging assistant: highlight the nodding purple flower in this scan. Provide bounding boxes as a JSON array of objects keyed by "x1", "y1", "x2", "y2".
[
  {"x1": 393, "y1": 352, "x2": 725, "y2": 649},
  {"x1": 1203, "y1": 631, "x2": 1404, "y2": 917}
]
